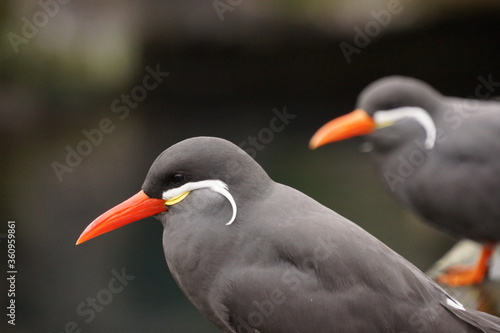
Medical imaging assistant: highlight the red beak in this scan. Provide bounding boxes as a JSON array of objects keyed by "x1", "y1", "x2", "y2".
[
  {"x1": 76, "y1": 190, "x2": 167, "y2": 245},
  {"x1": 309, "y1": 109, "x2": 375, "y2": 149}
]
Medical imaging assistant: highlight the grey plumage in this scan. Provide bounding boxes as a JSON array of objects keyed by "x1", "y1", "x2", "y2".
[{"x1": 142, "y1": 137, "x2": 500, "y2": 332}]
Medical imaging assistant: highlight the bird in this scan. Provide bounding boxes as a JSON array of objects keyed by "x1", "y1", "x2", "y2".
[
  {"x1": 76, "y1": 136, "x2": 500, "y2": 332},
  {"x1": 309, "y1": 75, "x2": 500, "y2": 287}
]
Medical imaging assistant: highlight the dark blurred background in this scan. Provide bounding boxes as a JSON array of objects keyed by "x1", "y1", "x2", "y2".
[{"x1": 1, "y1": 0, "x2": 500, "y2": 332}]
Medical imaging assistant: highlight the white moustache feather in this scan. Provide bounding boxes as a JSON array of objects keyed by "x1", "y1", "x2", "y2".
[
  {"x1": 162, "y1": 180, "x2": 237, "y2": 225},
  {"x1": 374, "y1": 107, "x2": 437, "y2": 149}
]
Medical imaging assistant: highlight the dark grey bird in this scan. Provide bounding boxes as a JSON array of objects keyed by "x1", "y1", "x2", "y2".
[
  {"x1": 77, "y1": 136, "x2": 500, "y2": 332},
  {"x1": 310, "y1": 76, "x2": 500, "y2": 286}
]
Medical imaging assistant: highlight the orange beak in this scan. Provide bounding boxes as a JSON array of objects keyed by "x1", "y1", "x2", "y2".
[
  {"x1": 76, "y1": 190, "x2": 167, "y2": 245},
  {"x1": 309, "y1": 109, "x2": 375, "y2": 149}
]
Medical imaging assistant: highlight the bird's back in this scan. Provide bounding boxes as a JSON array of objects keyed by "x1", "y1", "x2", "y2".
[{"x1": 217, "y1": 183, "x2": 500, "y2": 333}]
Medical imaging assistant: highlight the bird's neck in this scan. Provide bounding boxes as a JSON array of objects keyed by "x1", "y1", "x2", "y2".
[
  {"x1": 371, "y1": 136, "x2": 433, "y2": 201},
  {"x1": 161, "y1": 214, "x2": 241, "y2": 316}
]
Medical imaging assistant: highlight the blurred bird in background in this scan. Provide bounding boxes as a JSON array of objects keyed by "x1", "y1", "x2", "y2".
[{"x1": 310, "y1": 76, "x2": 500, "y2": 286}]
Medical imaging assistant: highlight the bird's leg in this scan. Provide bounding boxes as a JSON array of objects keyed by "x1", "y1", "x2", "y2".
[{"x1": 437, "y1": 243, "x2": 495, "y2": 286}]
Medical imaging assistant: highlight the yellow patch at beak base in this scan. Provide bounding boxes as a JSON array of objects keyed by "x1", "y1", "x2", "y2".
[
  {"x1": 375, "y1": 121, "x2": 395, "y2": 129},
  {"x1": 165, "y1": 191, "x2": 190, "y2": 206}
]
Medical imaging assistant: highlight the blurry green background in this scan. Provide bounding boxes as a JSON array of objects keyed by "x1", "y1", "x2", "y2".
[{"x1": 1, "y1": 0, "x2": 500, "y2": 332}]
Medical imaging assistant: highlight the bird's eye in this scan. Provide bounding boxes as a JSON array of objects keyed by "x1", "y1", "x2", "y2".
[{"x1": 171, "y1": 173, "x2": 185, "y2": 185}]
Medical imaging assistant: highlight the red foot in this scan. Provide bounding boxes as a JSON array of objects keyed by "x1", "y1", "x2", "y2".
[{"x1": 437, "y1": 244, "x2": 494, "y2": 287}]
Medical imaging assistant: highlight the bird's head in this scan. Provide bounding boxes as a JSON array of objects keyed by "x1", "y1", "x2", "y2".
[
  {"x1": 76, "y1": 137, "x2": 271, "y2": 245},
  {"x1": 309, "y1": 76, "x2": 441, "y2": 151}
]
